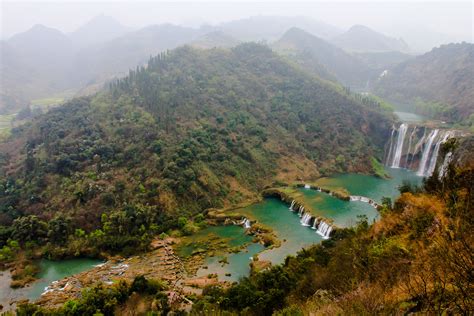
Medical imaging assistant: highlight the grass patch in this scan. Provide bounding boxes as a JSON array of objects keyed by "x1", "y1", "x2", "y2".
[
  {"x1": 371, "y1": 157, "x2": 389, "y2": 178},
  {"x1": 31, "y1": 97, "x2": 65, "y2": 109},
  {"x1": 0, "y1": 113, "x2": 15, "y2": 137}
]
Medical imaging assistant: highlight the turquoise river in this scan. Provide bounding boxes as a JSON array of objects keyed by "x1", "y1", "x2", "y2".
[
  {"x1": 1, "y1": 167, "x2": 422, "y2": 302},
  {"x1": 195, "y1": 166, "x2": 422, "y2": 282}
]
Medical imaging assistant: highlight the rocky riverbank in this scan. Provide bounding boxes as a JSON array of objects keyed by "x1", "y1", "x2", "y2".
[{"x1": 34, "y1": 239, "x2": 186, "y2": 309}]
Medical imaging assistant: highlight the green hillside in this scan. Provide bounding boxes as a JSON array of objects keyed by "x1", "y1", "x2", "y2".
[{"x1": 0, "y1": 44, "x2": 392, "y2": 259}]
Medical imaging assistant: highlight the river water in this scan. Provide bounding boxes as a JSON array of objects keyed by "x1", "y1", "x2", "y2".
[
  {"x1": 194, "y1": 166, "x2": 422, "y2": 282},
  {"x1": 0, "y1": 258, "x2": 100, "y2": 310}
]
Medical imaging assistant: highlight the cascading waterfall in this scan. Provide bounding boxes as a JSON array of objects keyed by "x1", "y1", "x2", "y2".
[
  {"x1": 410, "y1": 128, "x2": 427, "y2": 169},
  {"x1": 325, "y1": 226, "x2": 333, "y2": 238},
  {"x1": 289, "y1": 200, "x2": 295, "y2": 211},
  {"x1": 350, "y1": 196, "x2": 378, "y2": 208},
  {"x1": 300, "y1": 213, "x2": 312, "y2": 226},
  {"x1": 391, "y1": 123, "x2": 408, "y2": 168},
  {"x1": 316, "y1": 220, "x2": 332, "y2": 239},
  {"x1": 383, "y1": 124, "x2": 457, "y2": 177},
  {"x1": 404, "y1": 126, "x2": 417, "y2": 168},
  {"x1": 417, "y1": 129, "x2": 439, "y2": 176},
  {"x1": 298, "y1": 206, "x2": 304, "y2": 217},
  {"x1": 311, "y1": 218, "x2": 319, "y2": 229},
  {"x1": 438, "y1": 152, "x2": 453, "y2": 179},
  {"x1": 384, "y1": 126, "x2": 396, "y2": 165},
  {"x1": 286, "y1": 199, "x2": 333, "y2": 238},
  {"x1": 426, "y1": 131, "x2": 452, "y2": 177},
  {"x1": 304, "y1": 184, "x2": 311, "y2": 189},
  {"x1": 241, "y1": 218, "x2": 251, "y2": 229}
]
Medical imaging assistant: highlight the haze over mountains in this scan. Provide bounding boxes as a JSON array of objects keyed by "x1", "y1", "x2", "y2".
[
  {"x1": 331, "y1": 24, "x2": 410, "y2": 53},
  {"x1": 1, "y1": 4, "x2": 473, "y2": 315},
  {"x1": 1, "y1": 14, "x2": 472, "y2": 122},
  {"x1": 374, "y1": 43, "x2": 474, "y2": 123}
]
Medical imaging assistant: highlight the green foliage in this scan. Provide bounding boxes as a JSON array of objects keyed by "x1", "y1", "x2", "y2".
[
  {"x1": 130, "y1": 275, "x2": 165, "y2": 295},
  {"x1": 17, "y1": 276, "x2": 168, "y2": 315},
  {"x1": 0, "y1": 44, "x2": 391, "y2": 258},
  {"x1": 193, "y1": 143, "x2": 474, "y2": 315},
  {"x1": 12, "y1": 215, "x2": 48, "y2": 244},
  {"x1": 274, "y1": 305, "x2": 304, "y2": 316},
  {"x1": 0, "y1": 240, "x2": 20, "y2": 261},
  {"x1": 371, "y1": 156, "x2": 388, "y2": 178}
]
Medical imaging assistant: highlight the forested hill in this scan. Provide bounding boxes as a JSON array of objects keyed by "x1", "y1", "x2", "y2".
[
  {"x1": 331, "y1": 24, "x2": 410, "y2": 53},
  {"x1": 273, "y1": 27, "x2": 374, "y2": 89},
  {"x1": 0, "y1": 44, "x2": 391, "y2": 252},
  {"x1": 193, "y1": 136, "x2": 474, "y2": 315},
  {"x1": 374, "y1": 43, "x2": 474, "y2": 125}
]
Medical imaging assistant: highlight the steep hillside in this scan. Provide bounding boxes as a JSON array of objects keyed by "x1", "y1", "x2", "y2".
[
  {"x1": 193, "y1": 136, "x2": 474, "y2": 315},
  {"x1": 0, "y1": 44, "x2": 392, "y2": 257},
  {"x1": 0, "y1": 23, "x2": 202, "y2": 114},
  {"x1": 354, "y1": 51, "x2": 413, "y2": 72},
  {"x1": 273, "y1": 28, "x2": 375, "y2": 89},
  {"x1": 0, "y1": 26, "x2": 75, "y2": 113},
  {"x1": 374, "y1": 43, "x2": 474, "y2": 125},
  {"x1": 332, "y1": 25, "x2": 409, "y2": 53},
  {"x1": 72, "y1": 24, "x2": 201, "y2": 86}
]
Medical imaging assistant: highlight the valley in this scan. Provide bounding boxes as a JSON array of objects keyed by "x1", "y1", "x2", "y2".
[{"x1": 0, "y1": 5, "x2": 472, "y2": 315}]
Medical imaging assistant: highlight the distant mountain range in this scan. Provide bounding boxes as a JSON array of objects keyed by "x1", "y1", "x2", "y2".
[
  {"x1": 69, "y1": 14, "x2": 133, "y2": 48},
  {"x1": 215, "y1": 16, "x2": 343, "y2": 41},
  {"x1": 273, "y1": 28, "x2": 416, "y2": 90},
  {"x1": 273, "y1": 27, "x2": 375, "y2": 89},
  {"x1": 6, "y1": 14, "x2": 469, "y2": 117},
  {"x1": 331, "y1": 25, "x2": 410, "y2": 53}
]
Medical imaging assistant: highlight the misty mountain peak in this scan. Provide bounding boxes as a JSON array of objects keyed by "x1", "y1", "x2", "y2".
[
  {"x1": 332, "y1": 24, "x2": 409, "y2": 53},
  {"x1": 70, "y1": 14, "x2": 131, "y2": 48},
  {"x1": 14, "y1": 24, "x2": 66, "y2": 38},
  {"x1": 8, "y1": 23, "x2": 70, "y2": 48}
]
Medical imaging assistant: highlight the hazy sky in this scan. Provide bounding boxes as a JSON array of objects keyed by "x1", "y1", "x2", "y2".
[{"x1": 1, "y1": 1, "x2": 472, "y2": 44}]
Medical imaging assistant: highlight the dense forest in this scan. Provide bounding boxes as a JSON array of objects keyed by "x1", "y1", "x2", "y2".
[
  {"x1": 1, "y1": 6, "x2": 473, "y2": 315},
  {"x1": 191, "y1": 137, "x2": 473, "y2": 315},
  {"x1": 0, "y1": 44, "x2": 392, "y2": 267},
  {"x1": 273, "y1": 28, "x2": 375, "y2": 90},
  {"x1": 14, "y1": 137, "x2": 474, "y2": 315},
  {"x1": 374, "y1": 43, "x2": 474, "y2": 127}
]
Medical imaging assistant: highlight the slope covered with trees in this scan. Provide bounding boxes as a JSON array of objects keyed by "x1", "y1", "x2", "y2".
[
  {"x1": 374, "y1": 43, "x2": 474, "y2": 126},
  {"x1": 193, "y1": 136, "x2": 474, "y2": 315},
  {"x1": 0, "y1": 44, "x2": 392, "y2": 260},
  {"x1": 273, "y1": 28, "x2": 375, "y2": 89}
]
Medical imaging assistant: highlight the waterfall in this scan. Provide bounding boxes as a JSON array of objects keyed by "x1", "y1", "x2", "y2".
[
  {"x1": 241, "y1": 218, "x2": 251, "y2": 229},
  {"x1": 410, "y1": 128, "x2": 427, "y2": 169},
  {"x1": 325, "y1": 226, "x2": 332, "y2": 238},
  {"x1": 316, "y1": 220, "x2": 332, "y2": 239},
  {"x1": 384, "y1": 126, "x2": 396, "y2": 165},
  {"x1": 244, "y1": 219, "x2": 251, "y2": 229},
  {"x1": 300, "y1": 213, "x2": 312, "y2": 226},
  {"x1": 304, "y1": 184, "x2": 310, "y2": 189},
  {"x1": 417, "y1": 129, "x2": 439, "y2": 176},
  {"x1": 289, "y1": 200, "x2": 295, "y2": 211},
  {"x1": 391, "y1": 123, "x2": 408, "y2": 168},
  {"x1": 311, "y1": 218, "x2": 319, "y2": 229},
  {"x1": 438, "y1": 152, "x2": 453, "y2": 179},
  {"x1": 350, "y1": 195, "x2": 378, "y2": 208},
  {"x1": 404, "y1": 126, "x2": 417, "y2": 168},
  {"x1": 298, "y1": 206, "x2": 304, "y2": 217},
  {"x1": 426, "y1": 131, "x2": 452, "y2": 177}
]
